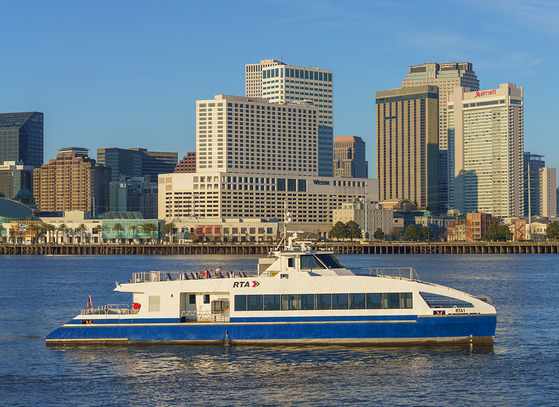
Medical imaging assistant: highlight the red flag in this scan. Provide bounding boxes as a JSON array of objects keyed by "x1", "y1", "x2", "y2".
[{"x1": 87, "y1": 295, "x2": 92, "y2": 309}]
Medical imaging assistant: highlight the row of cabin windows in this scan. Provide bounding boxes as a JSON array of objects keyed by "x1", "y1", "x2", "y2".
[{"x1": 234, "y1": 293, "x2": 413, "y2": 312}]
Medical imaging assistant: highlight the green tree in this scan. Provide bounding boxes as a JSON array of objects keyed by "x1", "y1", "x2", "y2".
[
  {"x1": 419, "y1": 226, "x2": 433, "y2": 241},
  {"x1": 387, "y1": 227, "x2": 402, "y2": 241},
  {"x1": 92, "y1": 225, "x2": 103, "y2": 244},
  {"x1": 346, "y1": 220, "x2": 362, "y2": 241},
  {"x1": 373, "y1": 228, "x2": 385, "y2": 240},
  {"x1": 129, "y1": 225, "x2": 137, "y2": 243},
  {"x1": 484, "y1": 224, "x2": 512, "y2": 242},
  {"x1": 113, "y1": 223, "x2": 125, "y2": 243},
  {"x1": 76, "y1": 224, "x2": 87, "y2": 244},
  {"x1": 141, "y1": 223, "x2": 157, "y2": 242},
  {"x1": 403, "y1": 225, "x2": 421, "y2": 241},
  {"x1": 546, "y1": 221, "x2": 559, "y2": 240},
  {"x1": 27, "y1": 223, "x2": 42, "y2": 244},
  {"x1": 57, "y1": 224, "x2": 68, "y2": 244},
  {"x1": 329, "y1": 221, "x2": 348, "y2": 240},
  {"x1": 161, "y1": 222, "x2": 176, "y2": 244},
  {"x1": 44, "y1": 223, "x2": 56, "y2": 243}
]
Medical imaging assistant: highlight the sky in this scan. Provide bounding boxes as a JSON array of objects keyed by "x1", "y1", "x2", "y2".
[{"x1": 1, "y1": 0, "x2": 558, "y2": 177}]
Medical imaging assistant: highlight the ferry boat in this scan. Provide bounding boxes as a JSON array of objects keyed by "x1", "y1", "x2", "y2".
[{"x1": 46, "y1": 238, "x2": 497, "y2": 346}]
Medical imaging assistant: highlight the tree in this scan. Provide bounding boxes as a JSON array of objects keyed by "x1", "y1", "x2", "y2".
[
  {"x1": 484, "y1": 224, "x2": 512, "y2": 242},
  {"x1": 76, "y1": 224, "x2": 87, "y2": 244},
  {"x1": 92, "y1": 225, "x2": 103, "y2": 244},
  {"x1": 546, "y1": 221, "x2": 559, "y2": 240},
  {"x1": 27, "y1": 223, "x2": 42, "y2": 244},
  {"x1": 329, "y1": 221, "x2": 348, "y2": 240},
  {"x1": 387, "y1": 227, "x2": 402, "y2": 241},
  {"x1": 43, "y1": 223, "x2": 56, "y2": 243},
  {"x1": 129, "y1": 225, "x2": 137, "y2": 243},
  {"x1": 0, "y1": 224, "x2": 5, "y2": 244},
  {"x1": 346, "y1": 220, "x2": 362, "y2": 241},
  {"x1": 161, "y1": 222, "x2": 176, "y2": 244},
  {"x1": 403, "y1": 225, "x2": 421, "y2": 241},
  {"x1": 113, "y1": 223, "x2": 125, "y2": 243},
  {"x1": 141, "y1": 223, "x2": 158, "y2": 243},
  {"x1": 419, "y1": 226, "x2": 433, "y2": 241},
  {"x1": 373, "y1": 228, "x2": 385, "y2": 240},
  {"x1": 57, "y1": 224, "x2": 68, "y2": 244}
]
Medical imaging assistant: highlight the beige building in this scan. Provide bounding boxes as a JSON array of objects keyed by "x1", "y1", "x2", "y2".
[
  {"x1": 33, "y1": 147, "x2": 110, "y2": 214},
  {"x1": 333, "y1": 136, "x2": 368, "y2": 178},
  {"x1": 333, "y1": 201, "x2": 393, "y2": 239},
  {"x1": 246, "y1": 59, "x2": 334, "y2": 176},
  {"x1": 402, "y1": 62, "x2": 479, "y2": 150},
  {"x1": 448, "y1": 83, "x2": 524, "y2": 217},
  {"x1": 539, "y1": 167, "x2": 557, "y2": 217},
  {"x1": 375, "y1": 85, "x2": 439, "y2": 210}
]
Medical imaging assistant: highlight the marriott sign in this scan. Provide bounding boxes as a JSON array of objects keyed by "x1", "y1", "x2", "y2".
[{"x1": 475, "y1": 89, "x2": 497, "y2": 98}]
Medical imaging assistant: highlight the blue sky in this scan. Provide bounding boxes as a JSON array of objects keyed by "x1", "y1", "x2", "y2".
[{"x1": 1, "y1": 0, "x2": 558, "y2": 177}]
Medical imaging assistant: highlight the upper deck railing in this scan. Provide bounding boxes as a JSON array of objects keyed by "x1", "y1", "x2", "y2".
[
  {"x1": 359, "y1": 267, "x2": 419, "y2": 281},
  {"x1": 80, "y1": 304, "x2": 139, "y2": 315}
]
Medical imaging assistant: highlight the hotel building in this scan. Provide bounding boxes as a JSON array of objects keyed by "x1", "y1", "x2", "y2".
[
  {"x1": 0, "y1": 112, "x2": 44, "y2": 169},
  {"x1": 159, "y1": 95, "x2": 376, "y2": 235},
  {"x1": 448, "y1": 83, "x2": 524, "y2": 217},
  {"x1": 246, "y1": 59, "x2": 334, "y2": 176},
  {"x1": 97, "y1": 147, "x2": 178, "y2": 182},
  {"x1": 539, "y1": 168, "x2": 557, "y2": 218},
  {"x1": 375, "y1": 86, "x2": 440, "y2": 211}
]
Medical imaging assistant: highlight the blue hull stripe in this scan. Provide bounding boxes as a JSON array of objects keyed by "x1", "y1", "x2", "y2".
[{"x1": 47, "y1": 315, "x2": 496, "y2": 343}]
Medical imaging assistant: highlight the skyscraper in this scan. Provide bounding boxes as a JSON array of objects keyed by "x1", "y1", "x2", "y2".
[
  {"x1": 0, "y1": 161, "x2": 34, "y2": 200},
  {"x1": 402, "y1": 63, "x2": 480, "y2": 212},
  {"x1": 174, "y1": 152, "x2": 196, "y2": 173},
  {"x1": 524, "y1": 152, "x2": 545, "y2": 217},
  {"x1": 97, "y1": 147, "x2": 178, "y2": 182},
  {"x1": 246, "y1": 59, "x2": 334, "y2": 176},
  {"x1": 448, "y1": 83, "x2": 524, "y2": 217},
  {"x1": 375, "y1": 86, "x2": 440, "y2": 210},
  {"x1": 333, "y1": 136, "x2": 368, "y2": 178},
  {"x1": 0, "y1": 112, "x2": 44, "y2": 168},
  {"x1": 33, "y1": 147, "x2": 110, "y2": 214},
  {"x1": 539, "y1": 168, "x2": 557, "y2": 218}
]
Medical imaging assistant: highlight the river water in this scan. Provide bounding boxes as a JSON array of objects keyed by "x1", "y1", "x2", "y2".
[{"x1": 1, "y1": 254, "x2": 558, "y2": 406}]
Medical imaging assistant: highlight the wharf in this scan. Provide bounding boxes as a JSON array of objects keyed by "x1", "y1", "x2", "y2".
[{"x1": 0, "y1": 242, "x2": 558, "y2": 255}]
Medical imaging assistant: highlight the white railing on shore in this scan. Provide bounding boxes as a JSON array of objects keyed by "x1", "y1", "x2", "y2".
[{"x1": 81, "y1": 304, "x2": 139, "y2": 315}]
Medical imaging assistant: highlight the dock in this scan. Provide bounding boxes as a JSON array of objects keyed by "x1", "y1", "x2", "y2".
[{"x1": 0, "y1": 242, "x2": 558, "y2": 255}]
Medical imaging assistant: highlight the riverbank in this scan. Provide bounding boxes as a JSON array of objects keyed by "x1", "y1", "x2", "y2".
[{"x1": 1, "y1": 241, "x2": 558, "y2": 255}]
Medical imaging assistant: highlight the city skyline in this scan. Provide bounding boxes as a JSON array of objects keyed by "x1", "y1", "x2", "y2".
[{"x1": 1, "y1": 1, "x2": 558, "y2": 176}]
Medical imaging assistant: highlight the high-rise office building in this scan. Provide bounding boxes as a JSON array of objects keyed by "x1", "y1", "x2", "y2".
[
  {"x1": 246, "y1": 59, "x2": 334, "y2": 176},
  {"x1": 524, "y1": 152, "x2": 545, "y2": 217},
  {"x1": 97, "y1": 147, "x2": 178, "y2": 182},
  {"x1": 109, "y1": 176, "x2": 158, "y2": 219},
  {"x1": 333, "y1": 136, "x2": 368, "y2": 178},
  {"x1": 402, "y1": 63, "x2": 480, "y2": 212},
  {"x1": 0, "y1": 161, "x2": 34, "y2": 200},
  {"x1": 0, "y1": 112, "x2": 44, "y2": 168},
  {"x1": 159, "y1": 95, "x2": 376, "y2": 233},
  {"x1": 448, "y1": 83, "x2": 524, "y2": 217},
  {"x1": 375, "y1": 85, "x2": 440, "y2": 211},
  {"x1": 33, "y1": 147, "x2": 110, "y2": 214},
  {"x1": 174, "y1": 152, "x2": 196, "y2": 173},
  {"x1": 539, "y1": 168, "x2": 557, "y2": 218}
]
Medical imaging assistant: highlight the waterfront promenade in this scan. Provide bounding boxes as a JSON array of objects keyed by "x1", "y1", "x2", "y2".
[{"x1": 1, "y1": 242, "x2": 558, "y2": 255}]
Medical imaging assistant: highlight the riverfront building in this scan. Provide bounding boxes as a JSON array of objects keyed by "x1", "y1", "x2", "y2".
[
  {"x1": 333, "y1": 136, "x2": 368, "y2": 178},
  {"x1": 448, "y1": 83, "x2": 524, "y2": 217},
  {"x1": 375, "y1": 85, "x2": 440, "y2": 211},
  {"x1": 97, "y1": 147, "x2": 178, "y2": 182},
  {"x1": 109, "y1": 176, "x2": 158, "y2": 219},
  {"x1": 33, "y1": 147, "x2": 110, "y2": 215},
  {"x1": 0, "y1": 112, "x2": 44, "y2": 168},
  {"x1": 245, "y1": 59, "x2": 334, "y2": 176},
  {"x1": 524, "y1": 152, "x2": 545, "y2": 217},
  {"x1": 159, "y1": 95, "x2": 376, "y2": 235},
  {"x1": 0, "y1": 161, "x2": 34, "y2": 200},
  {"x1": 539, "y1": 168, "x2": 557, "y2": 218}
]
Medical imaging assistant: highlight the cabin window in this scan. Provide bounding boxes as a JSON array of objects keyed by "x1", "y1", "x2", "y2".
[
  {"x1": 300, "y1": 255, "x2": 324, "y2": 269},
  {"x1": 204, "y1": 295, "x2": 210, "y2": 304},
  {"x1": 281, "y1": 294, "x2": 298, "y2": 310},
  {"x1": 419, "y1": 292, "x2": 474, "y2": 308},
  {"x1": 247, "y1": 295, "x2": 263, "y2": 311},
  {"x1": 235, "y1": 295, "x2": 247, "y2": 311},
  {"x1": 149, "y1": 296, "x2": 160, "y2": 312},
  {"x1": 332, "y1": 294, "x2": 349, "y2": 309},
  {"x1": 299, "y1": 294, "x2": 315, "y2": 310},
  {"x1": 264, "y1": 295, "x2": 280, "y2": 310},
  {"x1": 401, "y1": 293, "x2": 413, "y2": 309},
  {"x1": 189, "y1": 295, "x2": 196, "y2": 304},
  {"x1": 287, "y1": 258, "x2": 295, "y2": 268},
  {"x1": 316, "y1": 294, "x2": 332, "y2": 310},
  {"x1": 314, "y1": 254, "x2": 344, "y2": 269},
  {"x1": 366, "y1": 293, "x2": 382, "y2": 309},
  {"x1": 384, "y1": 293, "x2": 400, "y2": 309},
  {"x1": 349, "y1": 293, "x2": 366, "y2": 309}
]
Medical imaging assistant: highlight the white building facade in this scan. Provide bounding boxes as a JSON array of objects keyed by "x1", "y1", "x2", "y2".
[{"x1": 448, "y1": 83, "x2": 524, "y2": 217}]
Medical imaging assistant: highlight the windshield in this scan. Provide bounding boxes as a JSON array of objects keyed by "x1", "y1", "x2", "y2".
[
  {"x1": 315, "y1": 254, "x2": 344, "y2": 269},
  {"x1": 300, "y1": 255, "x2": 325, "y2": 269}
]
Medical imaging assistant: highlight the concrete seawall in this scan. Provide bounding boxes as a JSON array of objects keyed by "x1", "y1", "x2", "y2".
[{"x1": 1, "y1": 242, "x2": 558, "y2": 255}]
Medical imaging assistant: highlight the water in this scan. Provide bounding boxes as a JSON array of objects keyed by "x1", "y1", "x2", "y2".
[{"x1": 1, "y1": 254, "x2": 559, "y2": 406}]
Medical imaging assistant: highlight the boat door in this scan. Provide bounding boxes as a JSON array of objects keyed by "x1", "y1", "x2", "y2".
[{"x1": 179, "y1": 293, "x2": 197, "y2": 322}]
